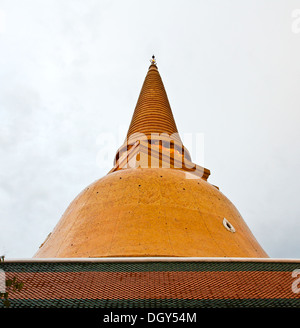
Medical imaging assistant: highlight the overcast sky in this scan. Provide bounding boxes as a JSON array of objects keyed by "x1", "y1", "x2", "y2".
[{"x1": 0, "y1": 0, "x2": 299, "y2": 258}]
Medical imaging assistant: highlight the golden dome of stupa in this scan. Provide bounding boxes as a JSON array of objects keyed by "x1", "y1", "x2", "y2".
[{"x1": 34, "y1": 57, "x2": 267, "y2": 258}]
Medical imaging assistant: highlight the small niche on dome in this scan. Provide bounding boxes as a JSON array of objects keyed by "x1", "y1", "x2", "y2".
[{"x1": 223, "y1": 218, "x2": 235, "y2": 233}]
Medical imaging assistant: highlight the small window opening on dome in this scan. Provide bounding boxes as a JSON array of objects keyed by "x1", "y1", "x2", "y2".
[{"x1": 223, "y1": 218, "x2": 235, "y2": 233}]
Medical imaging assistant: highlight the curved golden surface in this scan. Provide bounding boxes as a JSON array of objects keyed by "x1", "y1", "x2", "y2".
[{"x1": 34, "y1": 168, "x2": 267, "y2": 258}]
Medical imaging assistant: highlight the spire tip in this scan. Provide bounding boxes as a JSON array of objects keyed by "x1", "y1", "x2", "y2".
[{"x1": 150, "y1": 55, "x2": 157, "y2": 66}]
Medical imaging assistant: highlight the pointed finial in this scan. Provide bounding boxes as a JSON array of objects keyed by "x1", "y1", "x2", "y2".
[{"x1": 150, "y1": 55, "x2": 157, "y2": 66}]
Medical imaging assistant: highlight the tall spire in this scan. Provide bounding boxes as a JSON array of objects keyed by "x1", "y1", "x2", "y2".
[
  {"x1": 111, "y1": 57, "x2": 210, "y2": 180},
  {"x1": 126, "y1": 56, "x2": 181, "y2": 144}
]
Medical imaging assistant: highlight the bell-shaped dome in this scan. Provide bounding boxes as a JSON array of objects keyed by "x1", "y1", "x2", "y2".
[{"x1": 34, "y1": 168, "x2": 267, "y2": 258}]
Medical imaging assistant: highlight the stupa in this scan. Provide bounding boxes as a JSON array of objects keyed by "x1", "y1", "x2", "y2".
[
  {"x1": 34, "y1": 56, "x2": 267, "y2": 259},
  {"x1": 2, "y1": 57, "x2": 299, "y2": 310}
]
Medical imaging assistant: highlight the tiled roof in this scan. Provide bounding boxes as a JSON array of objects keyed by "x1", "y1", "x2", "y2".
[{"x1": 1, "y1": 258, "x2": 300, "y2": 308}]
